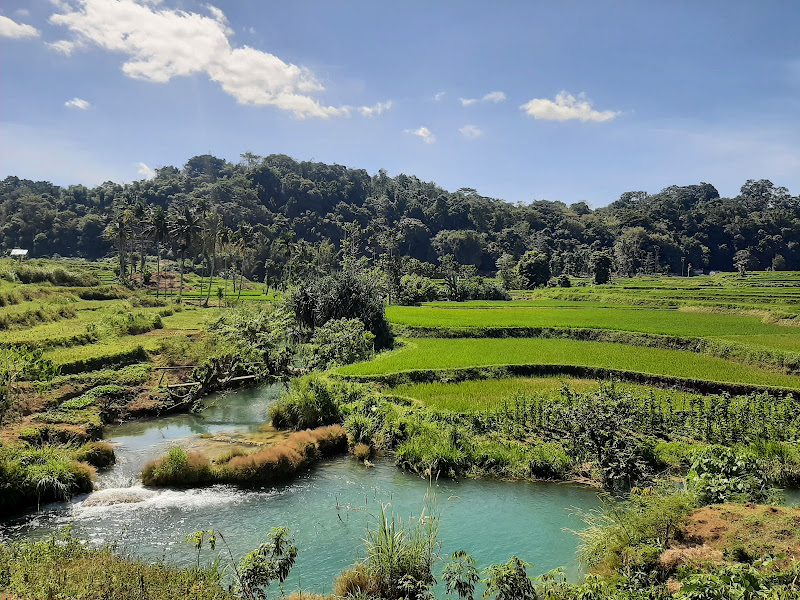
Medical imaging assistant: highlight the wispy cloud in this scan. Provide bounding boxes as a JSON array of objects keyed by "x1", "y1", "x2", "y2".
[
  {"x1": 48, "y1": 0, "x2": 379, "y2": 119},
  {"x1": 520, "y1": 91, "x2": 619, "y2": 122},
  {"x1": 360, "y1": 101, "x2": 392, "y2": 117},
  {"x1": 459, "y1": 124, "x2": 483, "y2": 140},
  {"x1": 459, "y1": 90, "x2": 506, "y2": 107},
  {"x1": 137, "y1": 162, "x2": 156, "y2": 179},
  {"x1": 404, "y1": 126, "x2": 436, "y2": 144},
  {"x1": 0, "y1": 15, "x2": 39, "y2": 38},
  {"x1": 433, "y1": 91, "x2": 445, "y2": 102},
  {"x1": 64, "y1": 97, "x2": 90, "y2": 110}
]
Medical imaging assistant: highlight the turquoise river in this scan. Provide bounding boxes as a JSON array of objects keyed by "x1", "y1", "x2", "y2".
[{"x1": 2, "y1": 384, "x2": 602, "y2": 595}]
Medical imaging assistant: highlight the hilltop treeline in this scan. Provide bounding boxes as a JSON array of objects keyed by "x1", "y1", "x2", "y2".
[{"x1": 1, "y1": 153, "x2": 798, "y2": 279}]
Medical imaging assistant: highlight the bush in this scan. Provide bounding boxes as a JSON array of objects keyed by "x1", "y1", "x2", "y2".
[
  {"x1": 288, "y1": 265, "x2": 393, "y2": 350},
  {"x1": 270, "y1": 375, "x2": 366, "y2": 430},
  {"x1": 141, "y1": 446, "x2": 214, "y2": 487},
  {"x1": 456, "y1": 277, "x2": 511, "y2": 301},
  {"x1": 74, "y1": 441, "x2": 116, "y2": 469},
  {"x1": 687, "y1": 445, "x2": 778, "y2": 505},
  {"x1": 0, "y1": 443, "x2": 95, "y2": 515},
  {"x1": 12, "y1": 265, "x2": 100, "y2": 287},
  {"x1": 306, "y1": 318, "x2": 375, "y2": 370},
  {"x1": 396, "y1": 274, "x2": 440, "y2": 305}
]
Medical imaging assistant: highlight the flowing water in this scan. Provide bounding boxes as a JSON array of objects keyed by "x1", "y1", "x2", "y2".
[{"x1": 2, "y1": 384, "x2": 602, "y2": 594}]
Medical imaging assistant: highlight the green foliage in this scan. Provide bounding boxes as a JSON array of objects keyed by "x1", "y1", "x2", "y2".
[
  {"x1": 141, "y1": 446, "x2": 214, "y2": 487},
  {"x1": 575, "y1": 486, "x2": 696, "y2": 577},
  {"x1": 516, "y1": 251, "x2": 551, "y2": 289},
  {"x1": 269, "y1": 375, "x2": 356, "y2": 430},
  {"x1": 591, "y1": 251, "x2": 613, "y2": 285},
  {"x1": 443, "y1": 550, "x2": 480, "y2": 600},
  {"x1": 289, "y1": 264, "x2": 393, "y2": 350},
  {"x1": 397, "y1": 273, "x2": 440, "y2": 305},
  {"x1": 482, "y1": 556, "x2": 535, "y2": 600},
  {"x1": 0, "y1": 443, "x2": 95, "y2": 515},
  {"x1": 11, "y1": 265, "x2": 100, "y2": 287},
  {"x1": 105, "y1": 310, "x2": 163, "y2": 335},
  {"x1": 74, "y1": 441, "x2": 116, "y2": 469},
  {"x1": 0, "y1": 528, "x2": 235, "y2": 600},
  {"x1": 306, "y1": 317, "x2": 375, "y2": 370},
  {"x1": 361, "y1": 503, "x2": 439, "y2": 600},
  {"x1": 237, "y1": 527, "x2": 298, "y2": 600},
  {"x1": 60, "y1": 384, "x2": 127, "y2": 409},
  {"x1": 687, "y1": 445, "x2": 777, "y2": 505}
]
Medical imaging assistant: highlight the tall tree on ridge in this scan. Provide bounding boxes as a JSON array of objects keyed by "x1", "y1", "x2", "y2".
[{"x1": 168, "y1": 205, "x2": 201, "y2": 304}]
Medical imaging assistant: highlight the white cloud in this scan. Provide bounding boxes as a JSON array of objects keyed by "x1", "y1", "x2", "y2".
[
  {"x1": 248, "y1": 26, "x2": 256, "y2": 34},
  {"x1": 0, "y1": 15, "x2": 40, "y2": 38},
  {"x1": 16, "y1": 9, "x2": 31, "y2": 18},
  {"x1": 482, "y1": 91, "x2": 506, "y2": 103},
  {"x1": 459, "y1": 90, "x2": 506, "y2": 106},
  {"x1": 360, "y1": 101, "x2": 392, "y2": 117},
  {"x1": 433, "y1": 91, "x2": 445, "y2": 101},
  {"x1": 48, "y1": 39, "x2": 77, "y2": 54},
  {"x1": 404, "y1": 126, "x2": 436, "y2": 144},
  {"x1": 459, "y1": 124, "x2": 483, "y2": 140},
  {"x1": 520, "y1": 91, "x2": 619, "y2": 122},
  {"x1": 47, "y1": 0, "x2": 361, "y2": 119},
  {"x1": 64, "y1": 97, "x2": 90, "y2": 109},
  {"x1": 137, "y1": 162, "x2": 156, "y2": 179}
]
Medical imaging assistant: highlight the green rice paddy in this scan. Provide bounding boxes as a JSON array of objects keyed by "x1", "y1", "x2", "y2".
[
  {"x1": 387, "y1": 305, "x2": 800, "y2": 338},
  {"x1": 336, "y1": 338, "x2": 800, "y2": 390},
  {"x1": 392, "y1": 377, "x2": 699, "y2": 413}
]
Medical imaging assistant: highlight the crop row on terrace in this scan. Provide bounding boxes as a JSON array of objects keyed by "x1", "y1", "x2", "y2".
[
  {"x1": 335, "y1": 338, "x2": 800, "y2": 392},
  {"x1": 386, "y1": 305, "x2": 800, "y2": 338}
]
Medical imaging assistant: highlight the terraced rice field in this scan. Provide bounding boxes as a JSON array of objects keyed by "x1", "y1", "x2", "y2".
[
  {"x1": 387, "y1": 305, "x2": 800, "y2": 338},
  {"x1": 391, "y1": 377, "x2": 701, "y2": 412},
  {"x1": 337, "y1": 338, "x2": 800, "y2": 390}
]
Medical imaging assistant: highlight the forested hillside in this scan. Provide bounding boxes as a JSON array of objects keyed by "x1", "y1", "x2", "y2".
[{"x1": 2, "y1": 153, "x2": 797, "y2": 280}]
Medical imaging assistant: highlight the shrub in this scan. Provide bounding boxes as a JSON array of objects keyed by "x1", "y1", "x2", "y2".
[
  {"x1": 687, "y1": 445, "x2": 778, "y2": 505},
  {"x1": 305, "y1": 318, "x2": 375, "y2": 370},
  {"x1": 12, "y1": 266, "x2": 100, "y2": 287},
  {"x1": 0, "y1": 444, "x2": 95, "y2": 515},
  {"x1": 396, "y1": 274, "x2": 440, "y2": 305},
  {"x1": 141, "y1": 446, "x2": 214, "y2": 487},
  {"x1": 74, "y1": 441, "x2": 116, "y2": 469},
  {"x1": 288, "y1": 265, "x2": 393, "y2": 350},
  {"x1": 269, "y1": 375, "x2": 365, "y2": 430}
]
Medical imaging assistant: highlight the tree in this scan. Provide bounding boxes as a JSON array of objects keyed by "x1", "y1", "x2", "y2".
[
  {"x1": 733, "y1": 248, "x2": 757, "y2": 277},
  {"x1": 516, "y1": 250, "x2": 550, "y2": 289},
  {"x1": 495, "y1": 253, "x2": 518, "y2": 290},
  {"x1": 591, "y1": 251, "x2": 613, "y2": 285},
  {"x1": 144, "y1": 205, "x2": 168, "y2": 297},
  {"x1": 202, "y1": 212, "x2": 223, "y2": 307},
  {"x1": 168, "y1": 205, "x2": 201, "y2": 303}
]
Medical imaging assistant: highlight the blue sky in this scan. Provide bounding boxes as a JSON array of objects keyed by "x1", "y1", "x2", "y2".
[{"x1": 1, "y1": 0, "x2": 798, "y2": 206}]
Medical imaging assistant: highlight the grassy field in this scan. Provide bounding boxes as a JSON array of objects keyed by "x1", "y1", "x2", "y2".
[{"x1": 336, "y1": 337, "x2": 800, "y2": 390}]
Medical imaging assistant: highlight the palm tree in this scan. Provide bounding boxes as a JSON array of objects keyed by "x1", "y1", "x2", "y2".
[
  {"x1": 168, "y1": 205, "x2": 201, "y2": 303},
  {"x1": 202, "y1": 211, "x2": 223, "y2": 307},
  {"x1": 103, "y1": 203, "x2": 132, "y2": 284},
  {"x1": 235, "y1": 223, "x2": 255, "y2": 303},
  {"x1": 144, "y1": 205, "x2": 168, "y2": 298},
  {"x1": 219, "y1": 226, "x2": 233, "y2": 299}
]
